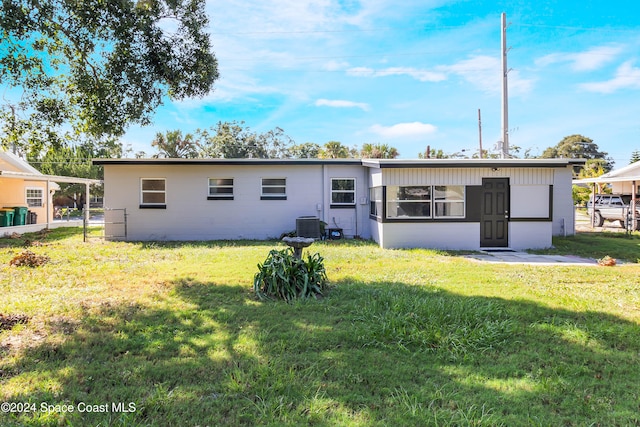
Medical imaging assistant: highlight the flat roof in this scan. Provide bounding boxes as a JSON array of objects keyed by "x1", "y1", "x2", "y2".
[
  {"x1": 93, "y1": 157, "x2": 585, "y2": 168},
  {"x1": 361, "y1": 158, "x2": 585, "y2": 168},
  {"x1": 92, "y1": 158, "x2": 364, "y2": 166}
]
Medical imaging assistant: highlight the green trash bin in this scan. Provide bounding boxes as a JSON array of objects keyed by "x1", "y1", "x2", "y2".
[
  {"x1": 0, "y1": 209, "x2": 14, "y2": 227},
  {"x1": 12, "y1": 206, "x2": 28, "y2": 226}
]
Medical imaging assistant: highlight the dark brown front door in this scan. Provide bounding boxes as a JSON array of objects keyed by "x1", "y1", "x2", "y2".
[{"x1": 481, "y1": 178, "x2": 509, "y2": 247}]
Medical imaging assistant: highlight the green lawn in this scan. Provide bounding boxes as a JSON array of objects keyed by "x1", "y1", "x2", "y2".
[{"x1": 1, "y1": 228, "x2": 639, "y2": 426}]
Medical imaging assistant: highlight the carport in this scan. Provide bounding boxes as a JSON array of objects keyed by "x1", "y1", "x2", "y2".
[
  {"x1": 0, "y1": 170, "x2": 101, "y2": 236},
  {"x1": 573, "y1": 173, "x2": 639, "y2": 231}
]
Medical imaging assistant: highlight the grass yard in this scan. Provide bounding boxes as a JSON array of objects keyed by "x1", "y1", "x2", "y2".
[{"x1": 1, "y1": 228, "x2": 639, "y2": 426}]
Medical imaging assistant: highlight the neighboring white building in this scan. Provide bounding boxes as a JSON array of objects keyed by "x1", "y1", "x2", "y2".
[{"x1": 93, "y1": 157, "x2": 583, "y2": 250}]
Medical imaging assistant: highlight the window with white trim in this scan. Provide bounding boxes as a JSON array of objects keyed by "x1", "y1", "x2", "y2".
[
  {"x1": 433, "y1": 185, "x2": 465, "y2": 218},
  {"x1": 386, "y1": 186, "x2": 431, "y2": 218},
  {"x1": 208, "y1": 178, "x2": 234, "y2": 200},
  {"x1": 26, "y1": 188, "x2": 43, "y2": 208},
  {"x1": 261, "y1": 178, "x2": 286, "y2": 200},
  {"x1": 331, "y1": 178, "x2": 355, "y2": 207},
  {"x1": 140, "y1": 178, "x2": 166, "y2": 207}
]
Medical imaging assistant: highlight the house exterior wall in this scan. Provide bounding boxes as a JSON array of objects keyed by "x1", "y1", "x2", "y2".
[
  {"x1": 378, "y1": 223, "x2": 480, "y2": 250},
  {"x1": 0, "y1": 178, "x2": 50, "y2": 224},
  {"x1": 552, "y1": 168, "x2": 576, "y2": 237},
  {"x1": 98, "y1": 159, "x2": 578, "y2": 249},
  {"x1": 368, "y1": 166, "x2": 573, "y2": 250},
  {"x1": 322, "y1": 164, "x2": 370, "y2": 238},
  {"x1": 380, "y1": 167, "x2": 554, "y2": 186},
  {"x1": 509, "y1": 222, "x2": 553, "y2": 249},
  {"x1": 103, "y1": 163, "x2": 370, "y2": 241}
]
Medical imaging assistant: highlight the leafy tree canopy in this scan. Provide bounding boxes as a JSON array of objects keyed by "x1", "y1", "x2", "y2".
[
  {"x1": 27, "y1": 138, "x2": 122, "y2": 203},
  {"x1": 541, "y1": 134, "x2": 612, "y2": 171},
  {"x1": 0, "y1": 0, "x2": 219, "y2": 151},
  {"x1": 289, "y1": 142, "x2": 321, "y2": 159},
  {"x1": 197, "y1": 121, "x2": 293, "y2": 159},
  {"x1": 630, "y1": 149, "x2": 640, "y2": 164}
]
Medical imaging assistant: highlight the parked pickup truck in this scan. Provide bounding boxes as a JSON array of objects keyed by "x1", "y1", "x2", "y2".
[{"x1": 587, "y1": 194, "x2": 640, "y2": 229}]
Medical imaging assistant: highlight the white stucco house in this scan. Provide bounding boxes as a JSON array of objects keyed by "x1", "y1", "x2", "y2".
[{"x1": 93, "y1": 157, "x2": 583, "y2": 250}]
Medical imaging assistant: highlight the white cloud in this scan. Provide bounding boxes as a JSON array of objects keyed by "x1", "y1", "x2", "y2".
[
  {"x1": 370, "y1": 122, "x2": 437, "y2": 139},
  {"x1": 536, "y1": 45, "x2": 623, "y2": 72},
  {"x1": 376, "y1": 67, "x2": 448, "y2": 82},
  {"x1": 441, "y1": 55, "x2": 499, "y2": 92},
  {"x1": 580, "y1": 61, "x2": 640, "y2": 93},
  {"x1": 346, "y1": 55, "x2": 533, "y2": 95},
  {"x1": 315, "y1": 98, "x2": 370, "y2": 111},
  {"x1": 323, "y1": 60, "x2": 350, "y2": 71},
  {"x1": 346, "y1": 66, "x2": 447, "y2": 82},
  {"x1": 441, "y1": 55, "x2": 534, "y2": 96}
]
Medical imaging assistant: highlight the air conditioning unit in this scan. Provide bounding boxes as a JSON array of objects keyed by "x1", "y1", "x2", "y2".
[{"x1": 296, "y1": 216, "x2": 321, "y2": 239}]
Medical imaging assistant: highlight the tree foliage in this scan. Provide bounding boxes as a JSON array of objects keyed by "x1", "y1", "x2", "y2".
[
  {"x1": 197, "y1": 121, "x2": 293, "y2": 159},
  {"x1": 318, "y1": 141, "x2": 357, "y2": 159},
  {"x1": 151, "y1": 130, "x2": 199, "y2": 158},
  {"x1": 541, "y1": 135, "x2": 612, "y2": 171},
  {"x1": 574, "y1": 158, "x2": 609, "y2": 202},
  {"x1": 418, "y1": 147, "x2": 448, "y2": 159},
  {"x1": 289, "y1": 142, "x2": 321, "y2": 159},
  {"x1": 0, "y1": 0, "x2": 219, "y2": 151},
  {"x1": 27, "y1": 139, "x2": 122, "y2": 204},
  {"x1": 360, "y1": 143, "x2": 399, "y2": 159},
  {"x1": 630, "y1": 149, "x2": 640, "y2": 164}
]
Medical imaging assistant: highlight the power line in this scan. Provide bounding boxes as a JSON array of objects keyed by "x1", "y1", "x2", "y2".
[
  {"x1": 210, "y1": 25, "x2": 467, "y2": 35},
  {"x1": 516, "y1": 23, "x2": 639, "y2": 33}
]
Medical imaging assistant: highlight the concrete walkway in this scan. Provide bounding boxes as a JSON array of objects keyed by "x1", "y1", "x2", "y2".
[{"x1": 466, "y1": 251, "x2": 598, "y2": 265}]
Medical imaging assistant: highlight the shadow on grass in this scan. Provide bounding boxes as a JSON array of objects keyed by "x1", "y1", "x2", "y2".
[{"x1": 2, "y1": 278, "x2": 639, "y2": 426}]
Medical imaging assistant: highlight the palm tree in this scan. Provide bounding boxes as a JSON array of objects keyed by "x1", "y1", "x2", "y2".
[
  {"x1": 151, "y1": 130, "x2": 199, "y2": 158},
  {"x1": 319, "y1": 141, "x2": 352, "y2": 158},
  {"x1": 360, "y1": 143, "x2": 399, "y2": 159}
]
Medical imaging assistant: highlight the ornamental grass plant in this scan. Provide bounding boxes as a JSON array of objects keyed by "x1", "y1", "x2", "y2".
[{"x1": 253, "y1": 248, "x2": 327, "y2": 301}]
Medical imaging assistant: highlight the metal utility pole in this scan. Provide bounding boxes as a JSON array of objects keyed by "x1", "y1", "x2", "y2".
[
  {"x1": 501, "y1": 12, "x2": 509, "y2": 159},
  {"x1": 478, "y1": 108, "x2": 483, "y2": 158}
]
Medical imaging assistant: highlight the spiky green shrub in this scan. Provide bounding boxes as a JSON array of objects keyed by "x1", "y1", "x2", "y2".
[{"x1": 253, "y1": 248, "x2": 327, "y2": 301}]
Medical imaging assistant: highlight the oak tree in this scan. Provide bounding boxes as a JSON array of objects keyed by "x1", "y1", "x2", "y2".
[{"x1": 0, "y1": 0, "x2": 218, "y2": 150}]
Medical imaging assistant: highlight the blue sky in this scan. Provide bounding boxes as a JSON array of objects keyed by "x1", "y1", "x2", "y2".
[{"x1": 122, "y1": 0, "x2": 640, "y2": 167}]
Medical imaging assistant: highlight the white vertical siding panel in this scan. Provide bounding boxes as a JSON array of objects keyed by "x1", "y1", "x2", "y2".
[{"x1": 380, "y1": 166, "x2": 555, "y2": 186}]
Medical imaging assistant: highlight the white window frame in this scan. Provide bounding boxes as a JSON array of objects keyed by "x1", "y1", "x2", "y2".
[
  {"x1": 140, "y1": 178, "x2": 166, "y2": 207},
  {"x1": 331, "y1": 178, "x2": 356, "y2": 207},
  {"x1": 26, "y1": 187, "x2": 43, "y2": 208},
  {"x1": 261, "y1": 178, "x2": 286, "y2": 200},
  {"x1": 208, "y1": 178, "x2": 234, "y2": 200}
]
